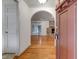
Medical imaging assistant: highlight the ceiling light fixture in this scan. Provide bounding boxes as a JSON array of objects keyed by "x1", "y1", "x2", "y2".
[{"x1": 38, "y1": 0, "x2": 47, "y2": 4}]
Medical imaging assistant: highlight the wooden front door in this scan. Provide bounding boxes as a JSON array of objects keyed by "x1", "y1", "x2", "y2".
[
  {"x1": 56, "y1": 2, "x2": 76, "y2": 59},
  {"x1": 59, "y1": 11, "x2": 68, "y2": 59}
]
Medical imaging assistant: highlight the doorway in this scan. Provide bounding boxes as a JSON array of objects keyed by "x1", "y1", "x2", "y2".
[
  {"x1": 30, "y1": 11, "x2": 56, "y2": 59},
  {"x1": 32, "y1": 23, "x2": 41, "y2": 35}
]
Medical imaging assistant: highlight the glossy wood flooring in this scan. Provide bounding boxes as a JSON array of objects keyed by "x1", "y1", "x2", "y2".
[{"x1": 15, "y1": 35, "x2": 56, "y2": 59}]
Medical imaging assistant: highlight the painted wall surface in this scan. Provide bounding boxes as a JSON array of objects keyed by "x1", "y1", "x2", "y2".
[
  {"x1": 41, "y1": 21, "x2": 49, "y2": 35},
  {"x1": 18, "y1": 0, "x2": 31, "y2": 55},
  {"x1": 32, "y1": 21, "x2": 49, "y2": 35}
]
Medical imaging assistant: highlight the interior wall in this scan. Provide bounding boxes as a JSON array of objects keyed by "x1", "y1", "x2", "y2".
[
  {"x1": 18, "y1": 0, "x2": 31, "y2": 55},
  {"x1": 32, "y1": 21, "x2": 49, "y2": 35},
  {"x1": 41, "y1": 21, "x2": 49, "y2": 35}
]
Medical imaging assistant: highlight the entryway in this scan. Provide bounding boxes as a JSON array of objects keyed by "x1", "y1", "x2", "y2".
[
  {"x1": 16, "y1": 10, "x2": 56, "y2": 59},
  {"x1": 2, "y1": 0, "x2": 77, "y2": 59}
]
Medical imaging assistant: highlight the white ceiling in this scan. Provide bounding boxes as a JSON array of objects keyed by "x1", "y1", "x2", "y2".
[{"x1": 24, "y1": 0, "x2": 56, "y2": 8}]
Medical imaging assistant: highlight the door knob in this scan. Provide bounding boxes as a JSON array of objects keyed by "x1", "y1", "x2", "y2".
[
  {"x1": 55, "y1": 32, "x2": 60, "y2": 40},
  {"x1": 5, "y1": 31, "x2": 8, "y2": 33}
]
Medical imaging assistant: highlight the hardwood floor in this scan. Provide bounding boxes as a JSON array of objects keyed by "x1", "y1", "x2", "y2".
[{"x1": 15, "y1": 35, "x2": 56, "y2": 59}]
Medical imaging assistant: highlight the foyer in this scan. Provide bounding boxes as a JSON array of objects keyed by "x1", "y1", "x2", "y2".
[{"x1": 2, "y1": 0, "x2": 77, "y2": 59}]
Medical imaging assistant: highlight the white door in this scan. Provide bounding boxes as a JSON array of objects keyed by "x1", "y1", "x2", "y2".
[
  {"x1": 2, "y1": 0, "x2": 19, "y2": 53},
  {"x1": 2, "y1": 0, "x2": 8, "y2": 53}
]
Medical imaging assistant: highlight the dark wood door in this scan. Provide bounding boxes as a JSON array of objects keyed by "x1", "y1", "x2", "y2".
[
  {"x1": 56, "y1": 2, "x2": 76, "y2": 59},
  {"x1": 59, "y1": 11, "x2": 68, "y2": 59},
  {"x1": 67, "y1": 2, "x2": 76, "y2": 59}
]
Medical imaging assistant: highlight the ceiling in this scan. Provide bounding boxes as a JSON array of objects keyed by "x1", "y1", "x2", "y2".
[
  {"x1": 24, "y1": 0, "x2": 56, "y2": 8},
  {"x1": 31, "y1": 11, "x2": 54, "y2": 21}
]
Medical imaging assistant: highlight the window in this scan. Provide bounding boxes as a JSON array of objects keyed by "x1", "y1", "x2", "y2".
[{"x1": 32, "y1": 25, "x2": 41, "y2": 35}]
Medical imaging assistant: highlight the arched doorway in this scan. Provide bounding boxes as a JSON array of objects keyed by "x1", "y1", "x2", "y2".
[
  {"x1": 31, "y1": 10, "x2": 56, "y2": 45},
  {"x1": 30, "y1": 10, "x2": 56, "y2": 59},
  {"x1": 31, "y1": 11, "x2": 55, "y2": 36}
]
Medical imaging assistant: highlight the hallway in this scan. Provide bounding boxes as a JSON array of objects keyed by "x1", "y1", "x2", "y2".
[
  {"x1": 2, "y1": 0, "x2": 77, "y2": 59},
  {"x1": 15, "y1": 36, "x2": 56, "y2": 59}
]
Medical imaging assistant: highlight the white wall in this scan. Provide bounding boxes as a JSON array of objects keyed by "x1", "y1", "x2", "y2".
[
  {"x1": 32, "y1": 21, "x2": 49, "y2": 35},
  {"x1": 18, "y1": 0, "x2": 31, "y2": 55},
  {"x1": 41, "y1": 21, "x2": 49, "y2": 35}
]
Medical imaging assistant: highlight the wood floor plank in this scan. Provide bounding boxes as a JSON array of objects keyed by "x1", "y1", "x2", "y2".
[{"x1": 15, "y1": 35, "x2": 56, "y2": 59}]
